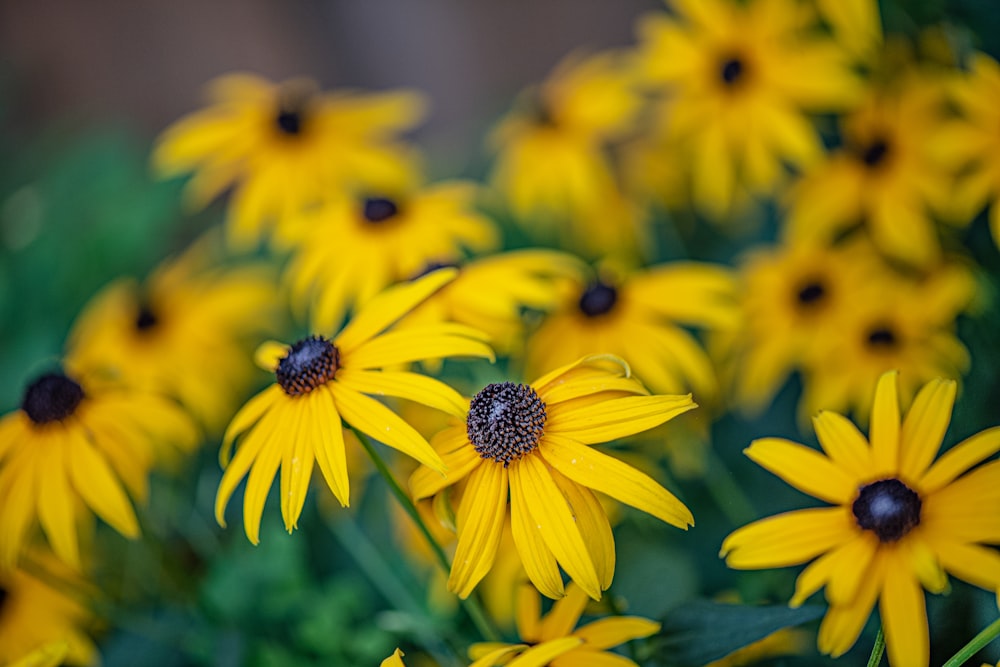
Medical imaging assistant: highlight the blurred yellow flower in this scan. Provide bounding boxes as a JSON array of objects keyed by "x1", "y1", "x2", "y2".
[
  {"x1": 280, "y1": 182, "x2": 498, "y2": 332},
  {"x1": 152, "y1": 73, "x2": 425, "y2": 249},
  {"x1": 635, "y1": 0, "x2": 861, "y2": 218},
  {"x1": 722, "y1": 371, "x2": 1000, "y2": 667},
  {"x1": 66, "y1": 232, "x2": 279, "y2": 434},
  {"x1": 7, "y1": 641, "x2": 70, "y2": 667},
  {"x1": 468, "y1": 582, "x2": 660, "y2": 667},
  {"x1": 410, "y1": 355, "x2": 695, "y2": 601},
  {"x1": 215, "y1": 269, "x2": 494, "y2": 544},
  {"x1": 813, "y1": 0, "x2": 883, "y2": 58},
  {"x1": 0, "y1": 367, "x2": 196, "y2": 570}
]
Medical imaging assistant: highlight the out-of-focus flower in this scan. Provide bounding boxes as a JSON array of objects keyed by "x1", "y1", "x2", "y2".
[
  {"x1": 66, "y1": 232, "x2": 279, "y2": 435},
  {"x1": 468, "y1": 582, "x2": 660, "y2": 666},
  {"x1": 525, "y1": 261, "x2": 738, "y2": 403},
  {"x1": 0, "y1": 367, "x2": 196, "y2": 570},
  {"x1": 722, "y1": 371, "x2": 1000, "y2": 667},
  {"x1": 410, "y1": 355, "x2": 695, "y2": 600},
  {"x1": 635, "y1": 0, "x2": 862, "y2": 219},
  {"x1": 280, "y1": 182, "x2": 497, "y2": 332},
  {"x1": 152, "y1": 73, "x2": 425, "y2": 249},
  {"x1": 215, "y1": 270, "x2": 494, "y2": 544},
  {"x1": 0, "y1": 556, "x2": 97, "y2": 666},
  {"x1": 813, "y1": 0, "x2": 883, "y2": 58}
]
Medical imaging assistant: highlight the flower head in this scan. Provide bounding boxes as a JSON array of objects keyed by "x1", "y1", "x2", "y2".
[
  {"x1": 721, "y1": 370, "x2": 1000, "y2": 666},
  {"x1": 215, "y1": 269, "x2": 495, "y2": 544},
  {"x1": 467, "y1": 582, "x2": 660, "y2": 667},
  {"x1": 410, "y1": 356, "x2": 695, "y2": 600}
]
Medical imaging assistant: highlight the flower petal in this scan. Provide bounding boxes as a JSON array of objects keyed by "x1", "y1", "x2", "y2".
[
  {"x1": 551, "y1": 652, "x2": 637, "y2": 667},
  {"x1": 242, "y1": 406, "x2": 286, "y2": 545},
  {"x1": 546, "y1": 394, "x2": 696, "y2": 445},
  {"x1": 550, "y1": 469, "x2": 615, "y2": 590},
  {"x1": 469, "y1": 645, "x2": 527, "y2": 667},
  {"x1": 279, "y1": 393, "x2": 316, "y2": 532},
  {"x1": 220, "y1": 385, "x2": 282, "y2": 467},
  {"x1": 812, "y1": 411, "x2": 872, "y2": 481},
  {"x1": 573, "y1": 617, "x2": 661, "y2": 649},
  {"x1": 744, "y1": 438, "x2": 857, "y2": 504},
  {"x1": 336, "y1": 368, "x2": 469, "y2": 417},
  {"x1": 919, "y1": 426, "x2": 1000, "y2": 494},
  {"x1": 516, "y1": 583, "x2": 543, "y2": 643},
  {"x1": 899, "y1": 378, "x2": 956, "y2": 482},
  {"x1": 541, "y1": 434, "x2": 693, "y2": 529},
  {"x1": 507, "y1": 637, "x2": 583, "y2": 667},
  {"x1": 36, "y1": 446, "x2": 80, "y2": 568},
  {"x1": 254, "y1": 341, "x2": 289, "y2": 372},
  {"x1": 345, "y1": 324, "x2": 495, "y2": 369},
  {"x1": 817, "y1": 551, "x2": 884, "y2": 657},
  {"x1": 880, "y1": 557, "x2": 929, "y2": 667},
  {"x1": 448, "y1": 462, "x2": 508, "y2": 599},
  {"x1": 216, "y1": 403, "x2": 281, "y2": 528},
  {"x1": 791, "y1": 533, "x2": 877, "y2": 607},
  {"x1": 934, "y1": 541, "x2": 1000, "y2": 593},
  {"x1": 721, "y1": 507, "x2": 857, "y2": 569},
  {"x1": 69, "y1": 433, "x2": 139, "y2": 539},
  {"x1": 0, "y1": 454, "x2": 39, "y2": 569},
  {"x1": 510, "y1": 466, "x2": 565, "y2": 600},
  {"x1": 869, "y1": 370, "x2": 900, "y2": 475},
  {"x1": 539, "y1": 583, "x2": 589, "y2": 640},
  {"x1": 311, "y1": 385, "x2": 351, "y2": 506},
  {"x1": 409, "y1": 430, "x2": 481, "y2": 500}
]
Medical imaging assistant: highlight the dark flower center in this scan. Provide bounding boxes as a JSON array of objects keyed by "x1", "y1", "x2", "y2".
[
  {"x1": 0, "y1": 585, "x2": 7, "y2": 616},
  {"x1": 859, "y1": 138, "x2": 890, "y2": 168},
  {"x1": 135, "y1": 304, "x2": 158, "y2": 332},
  {"x1": 852, "y1": 478, "x2": 921, "y2": 542},
  {"x1": 720, "y1": 56, "x2": 746, "y2": 86},
  {"x1": 866, "y1": 325, "x2": 898, "y2": 349},
  {"x1": 275, "y1": 336, "x2": 340, "y2": 396},
  {"x1": 362, "y1": 197, "x2": 400, "y2": 224},
  {"x1": 578, "y1": 280, "x2": 618, "y2": 317},
  {"x1": 21, "y1": 372, "x2": 85, "y2": 425},
  {"x1": 795, "y1": 280, "x2": 826, "y2": 307},
  {"x1": 276, "y1": 109, "x2": 303, "y2": 135},
  {"x1": 467, "y1": 382, "x2": 547, "y2": 466}
]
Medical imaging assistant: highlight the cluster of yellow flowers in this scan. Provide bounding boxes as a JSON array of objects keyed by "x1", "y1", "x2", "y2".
[{"x1": 2, "y1": 0, "x2": 1000, "y2": 666}]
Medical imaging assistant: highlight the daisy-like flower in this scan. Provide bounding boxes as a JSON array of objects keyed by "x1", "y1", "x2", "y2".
[
  {"x1": 634, "y1": 0, "x2": 862, "y2": 218},
  {"x1": 525, "y1": 261, "x2": 738, "y2": 402},
  {"x1": 280, "y1": 182, "x2": 498, "y2": 332},
  {"x1": 410, "y1": 355, "x2": 696, "y2": 601},
  {"x1": 721, "y1": 370, "x2": 1000, "y2": 666},
  {"x1": 215, "y1": 269, "x2": 495, "y2": 544},
  {"x1": 0, "y1": 366, "x2": 196, "y2": 570},
  {"x1": 0, "y1": 556, "x2": 97, "y2": 665},
  {"x1": 468, "y1": 582, "x2": 660, "y2": 667},
  {"x1": 66, "y1": 232, "x2": 278, "y2": 434},
  {"x1": 152, "y1": 73, "x2": 425, "y2": 249}
]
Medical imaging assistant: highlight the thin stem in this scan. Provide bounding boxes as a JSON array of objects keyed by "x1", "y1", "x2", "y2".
[
  {"x1": 866, "y1": 627, "x2": 885, "y2": 667},
  {"x1": 353, "y1": 427, "x2": 501, "y2": 643},
  {"x1": 942, "y1": 617, "x2": 1000, "y2": 667},
  {"x1": 703, "y1": 447, "x2": 758, "y2": 527}
]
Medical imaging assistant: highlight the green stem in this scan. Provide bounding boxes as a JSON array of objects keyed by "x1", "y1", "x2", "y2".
[
  {"x1": 703, "y1": 447, "x2": 758, "y2": 527},
  {"x1": 942, "y1": 617, "x2": 1000, "y2": 667},
  {"x1": 353, "y1": 427, "x2": 501, "y2": 643},
  {"x1": 866, "y1": 627, "x2": 885, "y2": 667}
]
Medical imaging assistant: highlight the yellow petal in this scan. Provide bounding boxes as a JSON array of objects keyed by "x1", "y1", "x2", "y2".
[
  {"x1": 899, "y1": 378, "x2": 956, "y2": 483},
  {"x1": 215, "y1": 403, "x2": 282, "y2": 528},
  {"x1": 36, "y1": 446, "x2": 80, "y2": 569},
  {"x1": 531, "y1": 355, "x2": 633, "y2": 396},
  {"x1": 507, "y1": 637, "x2": 583, "y2": 667},
  {"x1": 69, "y1": 434, "x2": 139, "y2": 539},
  {"x1": 546, "y1": 394, "x2": 696, "y2": 445},
  {"x1": 869, "y1": 371, "x2": 900, "y2": 475},
  {"x1": 573, "y1": 617, "x2": 661, "y2": 649},
  {"x1": 516, "y1": 583, "x2": 543, "y2": 643},
  {"x1": 242, "y1": 404, "x2": 286, "y2": 545},
  {"x1": 791, "y1": 533, "x2": 877, "y2": 607},
  {"x1": 539, "y1": 583, "x2": 589, "y2": 640},
  {"x1": 379, "y1": 648, "x2": 406, "y2": 667},
  {"x1": 744, "y1": 438, "x2": 857, "y2": 505},
  {"x1": 510, "y1": 467, "x2": 565, "y2": 600},
  {"x1": 468, "y1": 645, "x2": 527, "y2": 667},
  {"x1": 409, "y1": 430, "x2": 480, "y2": 500},
  {"x1": 934, "y1": 541, "x2": 1000, "y2": 593},
  {"x1": 0, "y1": 454, "x2": 39, "y2": 570},
  {"x1": 817, "y1": 552, "x2": 884, "y2": 657},
  {"x1": 515, "y1": 455, "x2": 601, "y2": 600},
  {"x1": 448, "y1": 462, "x2": 508, "y2": 599},
  {"x1": 541, "y1": 434, "x2": 693, "y2": 529},
  {"x1": 254, "y1": 341, "x2": 290, "y2": 372},
  {"x1": 919, "y1": 426, "x2": 1000, "y2": 494},
  {"x1": 279, "y1": 393, "x2": 316, "y2": 532},
  {"x1": 812, "y1": 411, "x2": 873, "y2": 481},
  {"x1": 335, "y1": 269, "x2": 458, "y2": 354},
  {"x1": 880, "y1": 558, "x2": 929, "y2": 667},
  {"x1": 550, "y1": 468, "x2": 615, "y2": 590},
  {"x1": 345, "y1": 324, "x2": 495, "y2": 369},
  {"x1": 220, "y1": 385, "x2": 282, "y2": 467},
  {"x1": 336, "y1": 368, "x2": 469, "y2": 417},
  {"x1": 311, "y1": 385, "x2": 351, "y2": 507},
  {"x1": 721, "y1": 507, "x2": 856, "y2": 569}
]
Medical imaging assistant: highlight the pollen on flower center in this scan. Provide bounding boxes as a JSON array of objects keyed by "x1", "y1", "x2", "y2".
[
  {"x1": 719, "y1": 56, "x2": 747, "y2": 86},
  {"x1": 21, "y1": 372, "x2": 85, "y2": 425},
  {"x1": 852, "y1": 478, "x2": 922, "y2": 542},
  {"x1": 578, "y1": 280, "x2": 618, "y2": 317},
  {"x1": 467, "y1": 382, "x2": 547, "y2": 466},
  {"x1": 275, "y1": 335, "x2": 340, "y2": 396},
  {"x1": 362, "y1": 197, "x2": 400, "y2": 223}
]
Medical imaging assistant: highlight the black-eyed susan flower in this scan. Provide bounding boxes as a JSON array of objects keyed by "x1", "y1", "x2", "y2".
[
  {"x1": 152, "y1": 73, "x2": 425, "y2": 249},
  {"x1": 410, "y1": 355, "x2": 695, "y2": 601},
  {"x1": 634, "y1": 0, "x2": 862, "y2": 219},
  {"x1": 215, "y1": 269, "x2": 495, "y2": 544},
  {"x1": 721, "y1": 370, "x2": 1000, "y2": 666},
  {"x1": 0, "y1": 367, "x2": 196, "y2": 570},
  {"x1": 525, "y1": 261, "x2": 737, "y2": 403},
  {"x1": 0, "y1": 556, "x2": 97, "y2": 665},
  {"x1": 66, "y1": 232, "x2": 278, "y2": 434},
  {"x1": 467, "y1": 582, "x2": 660, "y2": 666},
  {"x1": 280, "y1": 182, "x2": 498, "y2": 332}
]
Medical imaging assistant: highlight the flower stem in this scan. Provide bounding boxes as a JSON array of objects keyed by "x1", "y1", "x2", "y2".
[
  {"x1": 353, "y1": 427, "x2": 501, "y2": 643},
  {"x1": 866, "y1": 627, "x2": 885, "y2": 667},
  {"x1": 942, "y1": 617, "x2": 1000, "y2": 667}
]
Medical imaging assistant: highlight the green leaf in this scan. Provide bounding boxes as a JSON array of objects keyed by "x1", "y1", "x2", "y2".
[{"x1": 652, "y1": 599, "x2": 824, "y2": 667}]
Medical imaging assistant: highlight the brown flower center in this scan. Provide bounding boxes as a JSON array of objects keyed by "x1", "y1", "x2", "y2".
[
  {"x1": 362, "y1": 197, "x2": 400, "y2": 224},
  {"x1": 578, "y1": 280, "x2": 618, "y2": 317},
  {"x1": 135, "y1": 304, "x2": 158, "y2": 332},
  {"x1": 719, "y1": 54, "x2": 748, "y2": 87},
  {"x1": 859, "y1": 138, "x2": 890, "y2": 169},
  {"x1": 865, "y1": 324, "x2": 898, "y2": 350},
  {"x1": 276, "y1": 336, "x2": 340, "y2": 396},
  {"x1": 467, "y1": 382, "x2": 547, "y2": 466},
  {"x1": 795, "y1": 280, "x2": 827, "y2": 308},
  {"x1": 852, "y1": 478, "x2": 921, "y2": 542},
  {"x1": 21, "y1": 372, "x2": 85, "y2": 424}
]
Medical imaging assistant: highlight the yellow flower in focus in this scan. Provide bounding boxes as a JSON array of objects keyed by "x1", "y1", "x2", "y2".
[
  {"x1": 66, "y1": 233, "x2": 279, "y2": 434},
  {"x1": 280, "y1": 182, "x2": 498, "y2": 332},
  {"x1": 410, "y1": 355, "x2": 695, "y2": 601},
  {"x1": 721, "y1": 371, "x2": 1000, "y2": 667},
  {"x1": 215, "y1": 269, "x2": 495, "y2": 544},
  {"x1": 635, "y1": 0, "x2": 862, "y2": 218},
  {"x1": 468, "y1": 582, "x2": 660, "y2": 667},
  {"x1": 152, "y1": 73, "x2": 425, "y2": 249},
  {"x1": 0, "y1": 367, "x2": 196, "y2": 570},
  {"x1": 525, "y1": 261, "x2": 738, "y2": 402},
  {"x1": 0, "y1": 557, "x2": 97, "y2": 666}
]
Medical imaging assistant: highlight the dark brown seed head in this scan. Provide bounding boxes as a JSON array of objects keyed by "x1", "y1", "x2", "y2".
[{"x1": 466, "y1": 382, "x2": 547, "y2": 466}]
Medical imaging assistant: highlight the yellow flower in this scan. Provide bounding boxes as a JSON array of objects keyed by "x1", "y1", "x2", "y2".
[
  {"x1": 813, "y1": 0, "x2": 882, "y2": 58},
  {"x1": 0, "y1": 556, "x2": 97, "y2": 666},
  {"x1": 66, "y1": 232, "x2": 278, "y2": 434},
  {"x1": 0, "y1": 367, "x2": 196, "y2": 570},
  {"x1": 525, "y1": 261, "x2": 738, "y2": 402},
  {"x1": 468, "y1": 582, "x2": 660, "y2": 667},
  {"x1": 634, "y1": 0, "x2": 861, "y2": 218},
  {"x1": 721, "y1": 370, "x2": 1000, "y2": 667},
  {"x1": 152, "y1": 73, "x2": 425, "y2": 249},
  {"x1": 785, "y1": 71, "x2": 958, "y2": 267},
  {"x1": 215, "y1": 269, "x2": 494, "y2": 544},
  {"x1": 410, "y1": 355, "x2": 695, "y2": 600},
  {"x1": 280, "y1": 182, "x2": 498, "y2": 332},
  {"x1": 380, "y1": 648, "x2": 407, "y2": 667}
]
